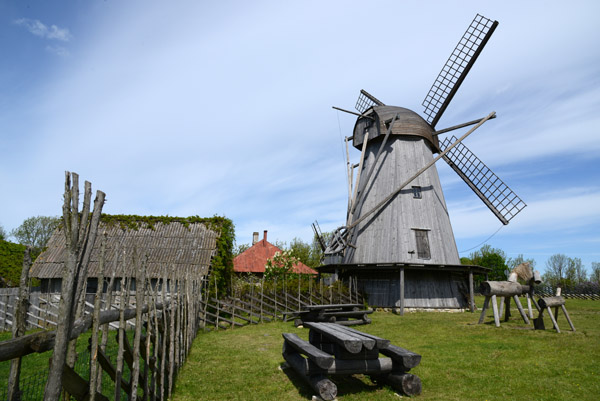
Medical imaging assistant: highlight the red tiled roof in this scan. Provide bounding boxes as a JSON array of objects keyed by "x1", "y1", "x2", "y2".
[{"x1": 233, "y1": 239, "x2": 317, "y2": 275}]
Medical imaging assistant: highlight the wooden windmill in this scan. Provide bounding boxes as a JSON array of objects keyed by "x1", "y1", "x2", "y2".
[{"x1": 318, "y1": 14, "x2": 526, "y2": 310}]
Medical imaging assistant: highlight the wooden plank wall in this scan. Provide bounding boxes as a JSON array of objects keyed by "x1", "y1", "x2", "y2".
[{"x1": 358, "y1": 270, "x2": 468, "y2": 309}]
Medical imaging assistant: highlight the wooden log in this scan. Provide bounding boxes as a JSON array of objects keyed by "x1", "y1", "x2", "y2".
[
  {"x1": 335, "y1": 325, "x2": 390, "y2": 349},
  {"x1": 130, "y1": 252, "x2": 146, "y2": 401},
  {"x1": 96, "y1": 347, "x2": 132, "y2": 395},
  {"x1": 89, "y1": 240, "x2": 105, "y2": 401},
  {"x1": 561, "y1": 304, "x2": 576, "y2": 331},
  {"x1": 7, "y1": 246, "x2": 31, "y2": 401},
  {"x1": 283, "y1": 352, "x2": 337, "y2": 400},
  {"x1": 335, "y1": 318, "x2": 371, "y2": 326},
  {"x1": 491, "y1": 295, "x2": 500, "y2": 327},
  {"x1": 377, "y1": 372, "x2": 422, "y2": 396},
  {"x1": 502, "y1": 296, "x2": 511, "y2": 322},
  {"x1": 468, "y1": 269, "x2": 475, "y2": 313},
  {"x1": 478, "y1": 296, "x2": 490, "y2": 324},
  {"x1": 61, "y1": 364, "x2": 110, "y2": 401},
  {"x1": 0, "y1": 301, "x2": 162, "y2": 362},
  {"x1": 45, "y1": 173, "x2": 105, "y2": 401},
  {"x1": 545, "y1": 307, "x2": 561, "y2": 333},
  {"x1": 379, "y1": 344, "x2": 421, "y2": 370},
  {"x1": 305, "y1": 303, "x2": 364, "y2": 311},
  {"x1": 526, "y1": 293, "x2": 534, "y2": 319},
  {"x1": 284, "y1": 349, "x2": 394, "y2": 376},
  {"x1": 312, "y1": 341, "x2": 380, "y2": 361},
  {"x1": 305, "y1": 322, "x2": 375, "y2": 353},
  {"x1": 538, "y1": 296, "x2": 565, "y2": 308},
  {"x1": 115, "y1": 278, "x2": 131, "y2": 401},
  {"x1": 321, "y1": 309, "x2": 373, "y2": 318},
  {"x1": 512, "y1": 295, "x2": 530, "y2": 325},
  {"x1": 282, "y1": 333, "x2": 334, "y2": 369},
  {"x1": 480, "y1": 281, "x2": 530, "y2": 297}
]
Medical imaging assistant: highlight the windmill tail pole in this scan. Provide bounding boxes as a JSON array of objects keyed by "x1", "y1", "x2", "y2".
[{"x1": 348, "y1": 111, "x2": 496, "y2": 230}]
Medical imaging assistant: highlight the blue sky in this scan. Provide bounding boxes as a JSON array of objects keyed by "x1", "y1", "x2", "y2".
[{"x1": 1, "y1": 1, "x2": 599, "y2": 275}]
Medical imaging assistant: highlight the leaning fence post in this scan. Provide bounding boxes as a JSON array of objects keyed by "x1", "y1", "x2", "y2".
[
  {"x1": 130, "y1": 251, "x2": 147, "y2": 401},
  {"x1": 7, "y1": 246, "x2": 32, "y2": 401},
  {"x1": 44, "y1": 172, "x2": 105, "y2": 401},
  {"x1": 89, "y1": 234, "x2": 106, "y2": 401}
]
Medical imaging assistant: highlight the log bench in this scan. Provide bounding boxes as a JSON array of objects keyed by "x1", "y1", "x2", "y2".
[
  {"x1": 291, "y1": 303, "x2": 373, "y2": 327},
  {"x1": 534, "y1": 296, "x2": 575, "y2": 333},
  {"x1": 282, "y1": 322, "x2": 421, "y2": 400}
]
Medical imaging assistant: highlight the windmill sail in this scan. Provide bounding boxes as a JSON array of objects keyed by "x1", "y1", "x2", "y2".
[
  {"x1": 355, "y1": 89, "x2": 385, "y2": 114},
  {"x1": 422, "y1": 14, "x2": 498, "y2": 128},
  {"x1": 440, "y1": 135, "x2": 526, "y2": 225}
]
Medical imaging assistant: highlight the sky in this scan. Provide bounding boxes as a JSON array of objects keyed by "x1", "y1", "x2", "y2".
[{"x1": 1, "y1": 1, "x2": 599, "y2": 275}]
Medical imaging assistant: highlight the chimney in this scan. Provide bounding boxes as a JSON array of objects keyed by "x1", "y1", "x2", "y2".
[
  {"x1": 263, "y1": 230, "x2": 268, "y2": 243},
  {"x1": 252, "y1": 232, "x2": 259, "y2": 245}
]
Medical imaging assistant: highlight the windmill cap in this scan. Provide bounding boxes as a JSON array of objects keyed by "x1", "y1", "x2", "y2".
[{"x1": 353, "y1": 106, "x2": 439, "y2": 151}]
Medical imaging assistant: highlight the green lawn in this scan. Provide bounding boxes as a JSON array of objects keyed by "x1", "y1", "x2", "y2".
[{"x1": 172, "y1": 298, "x2": 600, "y2": 401}]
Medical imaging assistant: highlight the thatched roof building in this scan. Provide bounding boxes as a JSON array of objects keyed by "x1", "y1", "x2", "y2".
[{"x1": 30, "y1": 215, "x2": 233, "y2": 292}]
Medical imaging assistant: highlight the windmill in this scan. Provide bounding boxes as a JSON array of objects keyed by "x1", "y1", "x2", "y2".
[{"x1": 318, "y1": 14, "x2": 526, "y2": 309}]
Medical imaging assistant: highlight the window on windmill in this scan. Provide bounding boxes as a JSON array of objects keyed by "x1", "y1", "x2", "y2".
[
  {"x1": 413, "y1": 229, "x2": 431, "y2": 259},
  {"x1": 412, "y1": 186, "x2": 422, "y2": 199}
]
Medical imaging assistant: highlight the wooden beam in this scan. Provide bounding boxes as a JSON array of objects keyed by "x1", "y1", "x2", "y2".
[
  {"x1": 399, "y1": 267, "x2": 405, "y2": 316},
  {"x1": 378, "y1": 344, "x2": 421, "y2": 370},
  {"x1": 282, "y1": 333, "x2": 334, "y2": 369},
  {"x1": 348, "y1": 112, "x2": 496, "y2": 230},
  {"x1": 468, "y1": 269, "x2": 475, "y2": 313}
]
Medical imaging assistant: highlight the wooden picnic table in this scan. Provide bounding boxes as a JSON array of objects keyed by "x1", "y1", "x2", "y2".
[
  {"x1": 291, "y1": 303, "x2": 373, "y2": 327},
  {"x1": 282, "y1": 322, "x2": 422, "y2": 400}
]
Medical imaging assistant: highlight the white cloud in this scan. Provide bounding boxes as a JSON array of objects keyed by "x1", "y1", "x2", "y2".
[
  {"x1": 14, "y1": 18, "x2": 72, "y2": 41},
  {"x1": 450, "y1": 188, "x2": 600, "y2": 239},
  {"x1": 45, "y1": 45, "x2": 70, "y2": 57}
]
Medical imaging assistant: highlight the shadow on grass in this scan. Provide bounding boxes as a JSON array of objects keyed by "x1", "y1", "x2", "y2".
[{"x1": 280, "y1": 362, "x2": 384, "y2": 399}]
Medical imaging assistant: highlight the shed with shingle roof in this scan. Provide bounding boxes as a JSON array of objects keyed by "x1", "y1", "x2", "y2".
[{"x1": 30, "y1": 215, "x2": 224, "y2": 292}]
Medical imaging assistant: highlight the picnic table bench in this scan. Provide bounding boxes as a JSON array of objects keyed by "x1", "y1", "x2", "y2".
[
  {"x1": 291, "y1": 303, "x2": 373, "y2": 327},
  {"x1": 282, "y1": 322, "x2": 421, "y2": 400}
]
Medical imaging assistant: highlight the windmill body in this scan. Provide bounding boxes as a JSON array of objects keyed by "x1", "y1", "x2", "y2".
[
  {"x1": 317, "y1": 14, "x2": 527, "y2": 310},
  {"x1": 344, "y1": 106, "x2": 460, "y2": 266}
]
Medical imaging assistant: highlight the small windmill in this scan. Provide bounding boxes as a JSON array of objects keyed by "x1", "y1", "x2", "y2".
[{"x1": 317, "y1": 14, "x2": 526, "y2": 309}]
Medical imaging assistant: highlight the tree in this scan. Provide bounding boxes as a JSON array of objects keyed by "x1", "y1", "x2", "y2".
[
  {"x1": 0, "y1": 223, "x2": 6, "y2": 241},
  {"x1": 468, "y1": 244, "x2": 508, "y2": 280},
  {"x1": 10, "y1": 215, "x2": 60, "y2": 256},
  {"x1": 543, "y1": 254, "x2": 568, "y2": 285},
  {"x1": 233, "y1": 242, "x2": 250, "y2": 256},
  {"x1": 566, "y1": 257, "x2": 586, "y2": 285},
  {"x1": 591, "y1": 262, "x2": 600, "y2": 284},
  {"x1": 289, "y1": 236, "x2": 324, "y2": 269},
  {"x1": 507, "y1": 254, "x2": 536, "y2": 270},
  {"x1": 264, "y1": 250, "x2": 299, "y2": 280}
]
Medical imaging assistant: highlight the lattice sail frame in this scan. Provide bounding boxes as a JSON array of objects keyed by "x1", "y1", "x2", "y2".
[
  {"x1": 355, "y1": 89, "x2": 385, "y2": 114},
  {"x1": 440, "y1": 136, "x2": 526, "y2": 225},
  {"x1": 423, "y1": 14, "x2": 498, "y2": 127}
]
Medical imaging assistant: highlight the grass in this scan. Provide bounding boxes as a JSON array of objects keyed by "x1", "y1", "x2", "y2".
[{"x1": 172, "y1": 297, "x2": 600, "y2": 401}]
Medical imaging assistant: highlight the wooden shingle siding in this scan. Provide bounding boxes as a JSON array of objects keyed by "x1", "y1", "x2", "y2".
[{"x1": 345, "y1": 135, "x2": 459, "y2": 265}]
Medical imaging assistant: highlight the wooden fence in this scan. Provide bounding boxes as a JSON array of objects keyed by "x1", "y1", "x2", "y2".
[
  {"x1": 534, "y1": 285, "x2": 600, "y2": 300},
  {"x1": 0, "y1": 172, "x2": 208, "y2": 400},
  {"x1": 200, "y1": 275, "x2": 363, "y2": 329}
]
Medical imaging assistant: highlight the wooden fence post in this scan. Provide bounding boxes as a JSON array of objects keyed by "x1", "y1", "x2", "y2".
[
  {"x1": 130, "y1": 251, "x2": 147, "y2": 401},
  {"x1": 89, "y1": 235, "x2": 106, "y2": 401},
  {"x1": 44, "y1": 172, "x2": 105, "y2": 401},
  {"x1": 7, "y1": 246, "x2": 31, "y2": 401}
]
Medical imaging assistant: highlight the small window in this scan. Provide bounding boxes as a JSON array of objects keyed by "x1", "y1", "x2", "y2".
[
  {"x1": 414, "y1": 229, "x2": 431, "y2": 259},
  {"x1": 412, "y1": 186, "x2": 422, "y2": 199}
]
